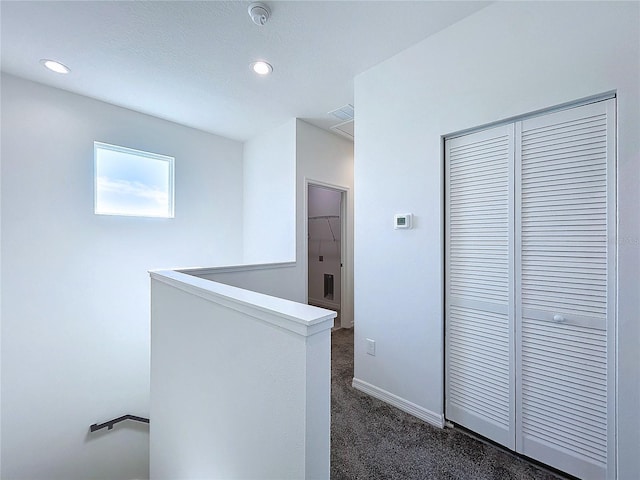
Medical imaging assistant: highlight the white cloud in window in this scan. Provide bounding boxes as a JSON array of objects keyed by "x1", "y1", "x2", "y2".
[{"x1": 96, "y1": 176, "x2": 169, "y2": 216}]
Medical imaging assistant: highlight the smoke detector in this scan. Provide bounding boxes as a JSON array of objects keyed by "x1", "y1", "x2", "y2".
[{"x1": 248, "y1": 3, "x2": 271, "y2": 26}]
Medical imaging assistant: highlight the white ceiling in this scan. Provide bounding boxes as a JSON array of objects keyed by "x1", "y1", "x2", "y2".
[{"x1": 0, "y1": 1, "x2": 489, "y2": 142}]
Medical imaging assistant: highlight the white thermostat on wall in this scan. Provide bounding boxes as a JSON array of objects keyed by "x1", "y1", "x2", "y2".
[{"x1": 394, "y1": 213, "x2": 413, "y2": 229}]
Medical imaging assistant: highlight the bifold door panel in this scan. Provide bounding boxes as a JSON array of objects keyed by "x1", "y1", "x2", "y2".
[
  {"x1": 445, "y1": 98, "x2": 616, "y2": 480},
  {"x1": 515, "y1": 100, "x2": 615, "y2": 479},
  {"x1": 445, "y1": 125, "x2": 515, "y2": 450}
]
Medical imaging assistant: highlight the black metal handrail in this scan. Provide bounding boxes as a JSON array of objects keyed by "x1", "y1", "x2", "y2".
[{"x1": 90, "y1": 415, "x2": 149, "y2": 432}]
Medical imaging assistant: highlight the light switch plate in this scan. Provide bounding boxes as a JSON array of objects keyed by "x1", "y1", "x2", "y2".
[{"x1": 366, "y1": 338, "x2": 376, "y2": 356}]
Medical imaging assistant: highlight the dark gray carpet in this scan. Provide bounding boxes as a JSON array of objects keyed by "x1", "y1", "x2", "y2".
[{"x1": 330, "y1": 328, "x2": 565, "y2": 480}]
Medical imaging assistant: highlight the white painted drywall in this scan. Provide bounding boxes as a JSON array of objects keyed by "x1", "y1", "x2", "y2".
[
  {"x1": 308, "y1": 185, "x2": 342, "y2": 309},
  {"x1": 296, "y1": 120, "x2": 354, "y2": 328},
  {"x1": 149, "y1": 271, "x2": 333, "y2": 479},
  {"x1": 242, "y1": 119, "x2": 296, "y2": 263},
  {"x1": 0, "y1": 73, "x2": 3, "y2": 478},
  {"x1": 182, "y1": 262, "x2": 306, "y2": 303},
  {"x1": 353, "y1": 2, "x2": 639, "y2": 477},
  {"x1": 0, "y1": 74, "x2": 244, "y2": 480}
]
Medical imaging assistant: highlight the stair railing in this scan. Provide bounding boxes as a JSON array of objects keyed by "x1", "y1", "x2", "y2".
[{"x1": 90, "y1": 415, "x2": 149, "y2": 432}]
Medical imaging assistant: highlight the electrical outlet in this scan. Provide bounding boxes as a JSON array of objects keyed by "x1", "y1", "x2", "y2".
[{"x1": 366, "y1": 338, "x2": 376, "y2": 356}]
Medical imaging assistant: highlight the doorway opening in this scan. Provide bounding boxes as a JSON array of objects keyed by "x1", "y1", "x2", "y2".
[{"x1": 307, "y1": 183, "x2": 344, "y2": 328}]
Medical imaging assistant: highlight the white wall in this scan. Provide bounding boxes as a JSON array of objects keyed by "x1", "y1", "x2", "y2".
[
  {"x1": 150, "y1": 271, "x2": 333, "y2": 480},
  {"x1": 183, "y1": 262, "x2": 306, "y2": 303},
  {"x1": 0, "y1": 74, "x2": 244, "y2": 480},
  {"x1": 353, "y1": 1, "x2": 639, "y2": 478},
  {"x1": 242, "y1": 119, "x2": 296, "y2": 264},
  {"x1": 296, "y1": 120, "x2": 354, "y2": 328},
  {"x1": 0, "y1": 74, "x2": 3, "y2": 478},
  {"x1": 308, "y1": 185, "x2": 342, "y2": 309}
]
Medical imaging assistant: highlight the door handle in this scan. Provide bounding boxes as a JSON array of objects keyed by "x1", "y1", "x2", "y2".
[{"x1": 553, "y1": 314, "x2": 566, "y2": 324}]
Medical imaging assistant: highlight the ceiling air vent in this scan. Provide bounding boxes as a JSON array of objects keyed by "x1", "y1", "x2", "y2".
[
  {"x1": 329, "y1": 104, "x2": 354, "y2": 139},
  {"x1": 328, "y1": 104, "x2": 354, "y2": 121}
]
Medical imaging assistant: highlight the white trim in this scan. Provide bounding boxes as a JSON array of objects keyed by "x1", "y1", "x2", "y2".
[
  {"x1": 150, "y1": 269, "x2": 335, "y2": 337},
  {"x1": 177, "y1": 261, "x2": 296, "y2": 277},
  {"x1": 444, "y1": 91, "x2": 616, "y2": 141},
  {"x1": 606, "y1": 97, "x2": 617, "y2": 480},
  {"x1": 352, "y1": 378, "x2": 445, "y2": 428}
]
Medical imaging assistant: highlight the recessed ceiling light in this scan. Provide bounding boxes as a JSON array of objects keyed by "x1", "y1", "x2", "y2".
[
  {"x1": 40, "y1": 59, "x2": 70, "y2": 74},
  {"x1": 251, "y1": 61, "x2": 273, "y2": 75}
]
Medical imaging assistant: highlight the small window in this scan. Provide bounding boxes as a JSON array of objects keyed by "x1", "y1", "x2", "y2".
[{"x1": 94, "y1": 142, "x2": 174, "y2": 218}]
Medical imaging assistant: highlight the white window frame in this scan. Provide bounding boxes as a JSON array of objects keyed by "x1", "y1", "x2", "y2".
[{"x1": 94, "y1": 141, "x2": 175, "y2": 218}]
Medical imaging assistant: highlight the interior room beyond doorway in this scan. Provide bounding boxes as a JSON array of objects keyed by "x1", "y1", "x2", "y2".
[{"x1": 308, "y1": 184, "x2": 343, "y2": 327}]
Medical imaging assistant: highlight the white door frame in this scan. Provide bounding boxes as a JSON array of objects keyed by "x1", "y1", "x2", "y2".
[{"x1": 304, "y1": 178, "x2": 352, "y2": 328}]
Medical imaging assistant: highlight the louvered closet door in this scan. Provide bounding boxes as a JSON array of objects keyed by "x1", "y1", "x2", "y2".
[
  {"x1": 515, "y1": 99, "x2": 616, "y2": 479},
  {"x1": 445, "y1": 125, "x2": 515, "y2": 449}
]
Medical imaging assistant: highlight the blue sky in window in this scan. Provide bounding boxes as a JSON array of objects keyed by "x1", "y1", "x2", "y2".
[{"x1": 95, "y1": 146, "x2": 172, "y2": 217}]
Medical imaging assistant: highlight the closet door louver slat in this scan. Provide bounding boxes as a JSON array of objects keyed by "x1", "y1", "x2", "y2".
[
  {"x1": 445, "y1": 125, "x2": 515, "y2": 449},
  {"x1": 516, "y1": 100, "x2": 615, "y2": 480}
]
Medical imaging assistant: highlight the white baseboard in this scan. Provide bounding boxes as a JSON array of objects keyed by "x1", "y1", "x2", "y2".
[{"x1": 351, "y1": 378, "x2": 444, "y2": 428}]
